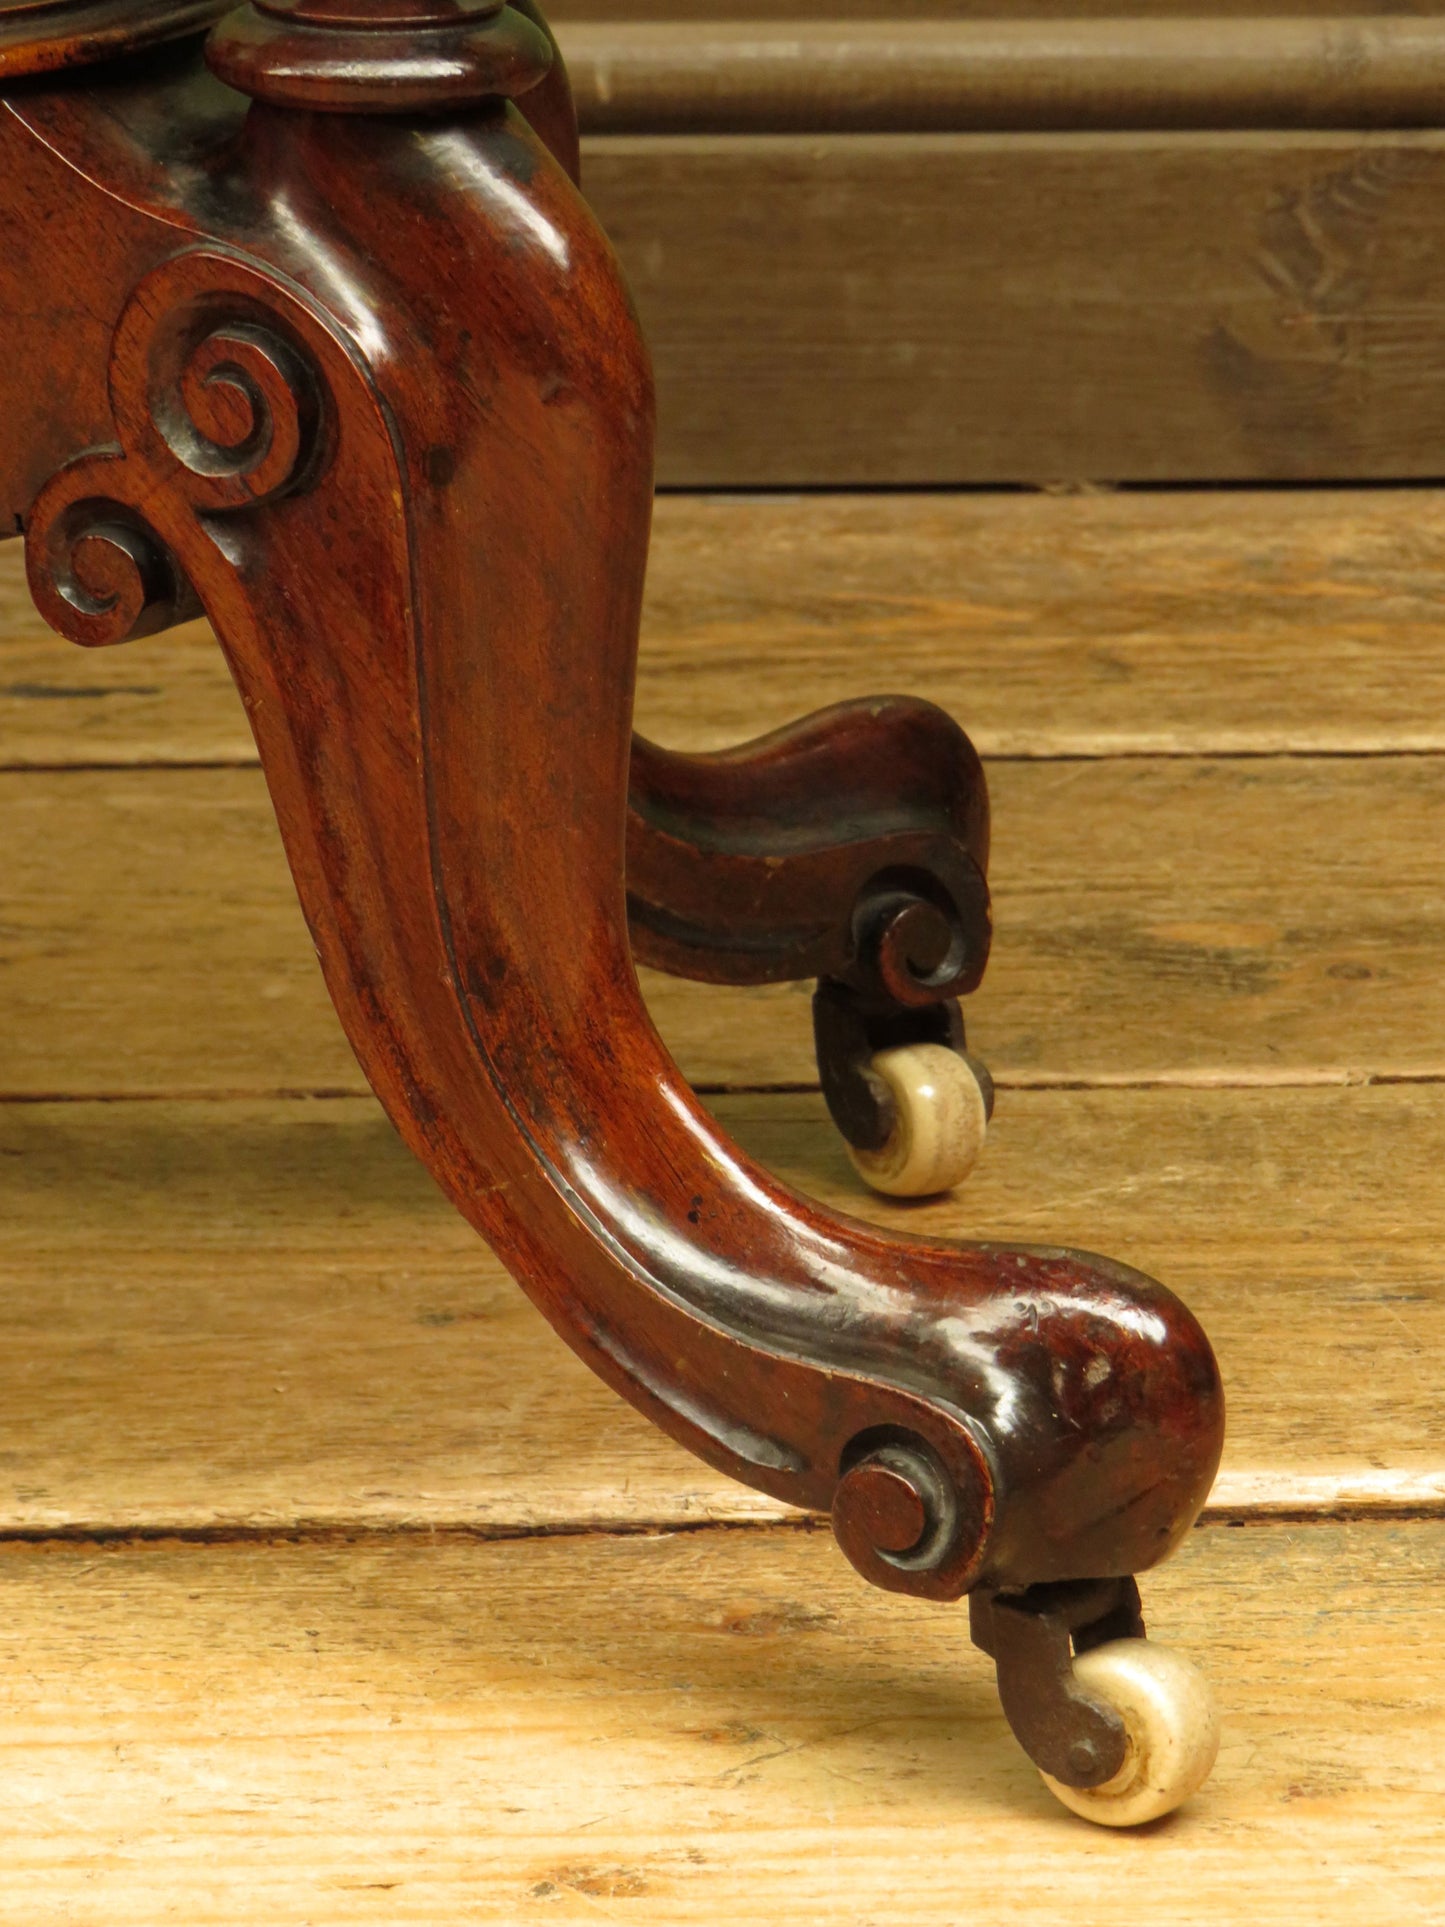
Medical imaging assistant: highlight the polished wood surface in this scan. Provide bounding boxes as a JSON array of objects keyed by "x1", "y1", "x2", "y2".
[
  {"x1": 0, "y1": 9, "x2": 1233, "y2": 1804},
  {"x1": 0, "y1": 0, "x2": 225, "y2": 77},
  {"x1": 0, "y1": 472, "x2": 1441, "y2": 1900},
  {"x1": 206, "y1": 0, "x2": 557, "y2": 114}
]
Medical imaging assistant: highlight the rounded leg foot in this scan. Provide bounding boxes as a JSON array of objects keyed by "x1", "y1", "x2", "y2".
[{"x1": 1039, "y1": 1640, "x2": 1220, "y2": 1827}]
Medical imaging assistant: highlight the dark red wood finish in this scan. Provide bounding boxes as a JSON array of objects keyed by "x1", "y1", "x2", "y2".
[{"x1": 0, "y1": 0, "x2": 1224, "y2": 1796}]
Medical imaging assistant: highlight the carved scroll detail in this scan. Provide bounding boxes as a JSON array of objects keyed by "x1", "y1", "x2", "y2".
[
  {"x1": 145, "y1": 321, "x2": 322, "y2": 508},
  {"x1": 26, "y1": 497, "x2": 198, "y2": 649},
  {"x1": 26, "y1": 249, "x2": 330, "y2": 648}
]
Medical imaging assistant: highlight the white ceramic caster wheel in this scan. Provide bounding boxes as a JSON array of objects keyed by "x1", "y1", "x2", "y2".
[
  {"x1": 846, "y1": 1043, "x2": 989, "y2": 1198},
  {"x1": 1039, "y1": 1639, "x2": 1220, "y2": 1828}
]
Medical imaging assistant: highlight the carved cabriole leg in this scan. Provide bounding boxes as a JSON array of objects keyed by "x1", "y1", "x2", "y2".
[
  {"x1": 395, "y1": 0, "x2": 995, "y2": 1187},
  {"x1": 11, "y1": 15, "x2": 1224, "y2": 1818}
]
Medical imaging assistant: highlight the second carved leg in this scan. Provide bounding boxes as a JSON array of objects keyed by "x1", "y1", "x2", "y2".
[{"x1": 629, "y1": 706, "x2": 997, "y2": 1195}]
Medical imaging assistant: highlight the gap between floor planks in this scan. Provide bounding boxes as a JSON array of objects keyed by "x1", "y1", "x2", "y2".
[
  {"x1": 0, "y1": 1520, "x2": 1438, "y2": 1926},
  {"x1": 6, "y1": 489, "x2": 1445, "y2": 763},
  {"x1": 1, "y1": 1083, "x2": 1441, "y2": 1532},
  {"x1": 6, "y1": 757, "x2": 1445, "y2": 1094}
]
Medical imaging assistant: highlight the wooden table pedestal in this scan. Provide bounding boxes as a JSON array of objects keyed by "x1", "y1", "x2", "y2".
[{"x1": 0, "y1": 0, "x2": 1226, "y2": 1826}]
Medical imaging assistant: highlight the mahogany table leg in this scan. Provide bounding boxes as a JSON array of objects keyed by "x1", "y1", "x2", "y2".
[
  {"x1": 628, "y1": 702, "x2": 997, "y2": 1193},
  {"x1": 5, "y1": 9, "x2": 1226, "y2": 1824}
]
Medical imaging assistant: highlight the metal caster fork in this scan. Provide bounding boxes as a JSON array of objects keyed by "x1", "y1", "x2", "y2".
[{"x1": 971, "y1": 1579, "x2": 1220, "y2": 1826}]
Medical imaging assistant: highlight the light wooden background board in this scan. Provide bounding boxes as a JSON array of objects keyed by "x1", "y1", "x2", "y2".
[
  {"x1": 527, "y1": 3, "x2": 1445, "y2": 489},
  {"x1": 557, "y1": 17, "x2": 1445, "y2": 137},
  {"x1": 579, "y1": 130, "x2": 1445, "y2": 484},
  {"x1": 0, "y1": 489, "x2": 1441, "y2": 1917},
  {"x1": 547, "y1": 2, "x2": 1445, "y2": 20},
  {"x1": 537, "y1": 0, "x2": 1445, "y2": 486}
]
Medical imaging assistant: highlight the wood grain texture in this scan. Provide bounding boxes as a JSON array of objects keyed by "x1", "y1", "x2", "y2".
[
  {"x1": 578, "y1": 130, "x2": 1445, "y2": 485},
  {"x1": 0, "y1": 608, "x2": 246, "y2": 768},
  {"x1": 1, "y1": 1082, "x2": 1441, "y2": 1533},
  {"x1": 629, "y1": 491, "x2": 1445, "y2": 758},
  {"x1": 18, "y1": 60, "x2": 1214, "y2": 1607},
  {"x1": 561, "y1": 18, "x2": 1445, "y2": 135},
  {"x1": 2, "y1": 755, "x2": 1444, "y2": 1094},
  {"x1": 0, "y1": 0, "x2": 226, "y2": 79},
  {"x1": 2, "y1": 42, "x2": 1436, "y2": 1872},
  {"x1": 10, "y1": 487, "x2": 1445, "y2": 765},
  {"x1": 551, "y1": 0, "x2": 1445, "y2": 17},
  {"x1": 0, "y1": 1521, "x2": 1438, "y2": 1923}
]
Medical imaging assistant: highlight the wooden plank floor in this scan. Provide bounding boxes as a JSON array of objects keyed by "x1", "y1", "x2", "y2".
[
  {"x1": 3, "y1": 1524, "x2": 1442, "y2": 1925},
  {"x1": 0, "y1": 492, "x2": 1441, "y2": 1917}
]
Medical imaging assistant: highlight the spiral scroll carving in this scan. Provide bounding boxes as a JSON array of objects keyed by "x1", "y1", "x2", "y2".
[
  {"x1": 160, "y1": 323, "x2": 321, "y2": 507},
  {"x1": 25, "y1": 249, "x2": 331, "y2": 649},
  {"x1": 831, "y1": 1429, "x2": 995, "y2": 1599},
  {"x1": 852, "y1": 865, "x2": 991, "y2": 1013},
  {"x1": 26, "y1": 500, "x2": 200, "y2": 650}
]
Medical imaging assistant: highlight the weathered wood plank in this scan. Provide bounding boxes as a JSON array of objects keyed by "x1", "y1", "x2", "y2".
[
  {"x1": 0, "y1": 1521, "x2": 1437, "y2": 1923},
  {"x1": 0, "y1": 620, "x2": 247, "y2": 770},
  {"x1": 7, "y1": 489, "x2": 1445, "y2": 765},
  {"x1": 561, "y1": 18, "x2": 1445, "y2": 136},
  {"x1": 578, "y1": 130, "x2": 1445, "y2": 484},
  {"x1": 629, "y1": 490, "x2": 1445, "y2": 758},
  {"x1": 551, "y1": 0, "x2": 1445, "y2": 18},
  {"x1": 1, "y1": 1083, "x2": 1441, "y2": 1533},
  {"x1": 2, "y1": 757, "x2": 1443, "y2": 1094}
]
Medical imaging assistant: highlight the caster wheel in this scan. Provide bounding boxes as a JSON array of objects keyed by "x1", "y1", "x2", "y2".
[
  {"x1": 1039, "y1": 1639, "x2": 1220, "y2": 1828},
  {"x1": 847, "y1": 1043, "x2": 989, "y2": 1198}
]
